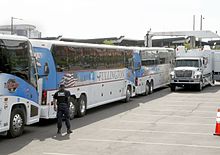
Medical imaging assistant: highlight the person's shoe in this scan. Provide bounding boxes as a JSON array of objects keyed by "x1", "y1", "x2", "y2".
[
  {"x1": 57, "y1": 129, "x2": 61, "y2": 134},
  {"x1": 67, "y1": 129, "x2": 72, "y2": 134}
]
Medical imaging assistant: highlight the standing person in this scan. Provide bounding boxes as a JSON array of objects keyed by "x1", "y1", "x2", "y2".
[{"x1": 53, "y1": 84, "x2": 72, "y2": 134}]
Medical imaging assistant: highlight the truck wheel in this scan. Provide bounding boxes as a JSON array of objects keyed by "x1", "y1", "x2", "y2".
[
  {"x1": 69, "y1": 97, "x2": 76, "y2": 120},
  {"x1": 197, "y1": 82, "x2": 203, "y2": 91},
  {"x1": 148, "y1": 81, "x2": 153, "y2": 94},
  {"x1": 124, "y1": 86, "x2": 131, "y2": 102},
  {"x1": 170, "y1": 85, "x2": 176, "y2": 92},
  {"x1": 8, "y1": 107, "x2": 25, "y2": 138},
  {"x1": 76, "y1": 95, "x2": 87, "y2": 117}
]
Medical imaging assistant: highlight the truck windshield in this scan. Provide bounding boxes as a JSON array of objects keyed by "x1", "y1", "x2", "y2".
[
  {"x1": 0, "y1": 39, "x2": 30, "y2": 80},
  {"x1": 175, "y1": 59, "x2": 199, "y2": 67}
]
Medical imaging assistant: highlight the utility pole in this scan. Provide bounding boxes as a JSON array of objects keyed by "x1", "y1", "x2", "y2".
[
  {"x1": 190, "y1": 15, "x2": 196, "y2": 48},
  {"x1": 200, "y1": 15, "x2": 203, "y2": 30},
  {"x1": 11, "y1": 17, "x2": 13, "y2": 35},
  {"x1": 200, "y1": 15, "x2": 205, "y2": 47},
  {"x1": 11, "y1": 17, "x2": 23, "y2": 35},
  {"x1": 193, "y1": 15, "x2": 195, "y2": 31}
]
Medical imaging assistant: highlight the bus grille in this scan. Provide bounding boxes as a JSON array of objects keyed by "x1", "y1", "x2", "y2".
[{"x1": 175, "y1": 70, "x2": 192, "y2": 78}]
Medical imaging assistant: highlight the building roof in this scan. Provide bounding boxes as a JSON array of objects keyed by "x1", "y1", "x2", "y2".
[
  {"x1": 0, "y1": 24, "x2": 36, "y2": 31},
  {"x1": 150, "y1": 31, "x2": 220, "y2": 39},
  {"x1": 0, "y1": 34, "x2": 28, "y2": 41}
]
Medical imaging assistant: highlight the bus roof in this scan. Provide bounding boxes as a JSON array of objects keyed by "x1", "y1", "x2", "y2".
[
  {"x1": 30, "y1": 39, "x2": 174, "y2": 52},
  {"x1": 128, "y1": 46, "x2": 174, "y2": 51},
  {"x1": 0, "y1": 34, "x2": 28, "y2": 41},
  {"x1": 30, "y1": 39, "x2": 135, "y2": 51}
]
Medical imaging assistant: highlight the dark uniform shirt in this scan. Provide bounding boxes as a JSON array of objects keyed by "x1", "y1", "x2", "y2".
[{"x1": 53, "y1": 89, "x2": 71, "y2": 107}]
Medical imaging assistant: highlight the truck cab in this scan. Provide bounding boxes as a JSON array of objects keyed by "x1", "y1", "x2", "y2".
[{"x1": 170, "y1": 47, "x2": 214, "y2": 91}]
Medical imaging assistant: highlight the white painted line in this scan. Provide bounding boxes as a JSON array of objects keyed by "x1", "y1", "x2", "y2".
[
  {"x1": 120, "y1": 120, "x2": 214, "y2": 126},
  {"x1": 140, "y1": 109, "x2": 215, "y2": 113},
  {"x1": 43, "y1": 153, "x2": 79, "y2": 155},
  {"x1": 154, "y1": 104, "x2": 219, "y2": 108},
  {"x1": 78, "y1": 138, "x2": 220, "y2": 149},
  {"x1": 131, "y1": 113, "x2": 215, "y2": 119},
  {"x1": 102, "y1": 128, "x2": 211, "y2": 136}
]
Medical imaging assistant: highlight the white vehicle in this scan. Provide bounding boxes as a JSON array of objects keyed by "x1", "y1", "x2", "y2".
[
  {"x1": 0, "y1": 34, "x2": 42, "y2": 137},
  {"x1": 30, "y1": 39, "x2": 135, "y2": 119},
  {"x1": 134, "y1": 47, "x2": 175, "y2": 95},
  {"x1": 170, "y1": 46, "x2": 220, "y2": 91}
]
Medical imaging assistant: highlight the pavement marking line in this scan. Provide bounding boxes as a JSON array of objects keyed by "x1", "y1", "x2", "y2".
[
  {"x1": 78, "y1": 138, "x2": 220, "y2": 149},
  {"x1": 131, "y1": 113, "x2": 215, "y2": 119},
  {"x1": 120, "y1": 120, "x2": 214, "y2": 126},
  {"x1": 139, "y1": 109, "x2": 215, "y2": 113},
  {"x1": 102, "y1": 128, "x2": 211, "y2": 136},
  {"x1": 149, "y1": 105, "x2": 219, "y2": 108},
  {"x1": 43, "y1": 153, "x2": 79, "y2": 155}
]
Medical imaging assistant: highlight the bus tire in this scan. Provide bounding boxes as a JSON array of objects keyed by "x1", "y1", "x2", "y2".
[
  {"x1": 124, "y1": 86, "x2": 131, "y2": 103},
  {"x1": 149, "y1": 81, "x2": 153, "y2": 94},
  {"x1": 76, "y1": 95, "x2": 87, "y2": 117},
  {"x1": 8, "y1": 107, "x2": 25, "y2": 138},
  {"x1": 69, "y1": 97, "x2": 76, "y2": 120},
  {"x1": 144, "y1": 82, "x2": 150, "y2": 96}
]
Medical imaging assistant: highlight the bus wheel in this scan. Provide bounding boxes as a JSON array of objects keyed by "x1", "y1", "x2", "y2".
[
  {"x1": 124, "y1": 86, "x2": 131, "y2": 103},
  {"x1": 144, "y1": 83, "x2": 149, "y2": 96},
  {"x1": 149, "y1": 81, "x2": 153, "y2": 94},
  {"x1": 8, "y1": 107, "x2": 25, "y2": 138},
  {"x1": 69, "y1": 97, "x2": 76, "y2": 120},
  {"x1": 76, "y1": 95, "x2": 87, "y2": 117}
]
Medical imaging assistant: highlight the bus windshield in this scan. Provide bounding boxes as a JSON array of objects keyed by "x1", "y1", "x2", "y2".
[
  {"x1": 0, "y1": 39, "x2": 30, "y2": 80},
  {"x1": 175, "y1": 59, "x2": 199, "y2": 67}
]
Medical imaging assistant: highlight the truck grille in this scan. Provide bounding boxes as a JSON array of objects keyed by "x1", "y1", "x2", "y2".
[{"x1": 175, "y1": 70, "x2": 192, "y2": 78}]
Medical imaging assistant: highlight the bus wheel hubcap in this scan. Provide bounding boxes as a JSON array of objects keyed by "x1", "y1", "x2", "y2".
[
  {"x1": 80, "y1": 100, "x2": 86, "y2": 113},
  {"x1": 12, "y1": 114, "x2": 23, "y2": 132},
  {"x1": 69, "y1": 102, "x2": 75, "y2": 116}
]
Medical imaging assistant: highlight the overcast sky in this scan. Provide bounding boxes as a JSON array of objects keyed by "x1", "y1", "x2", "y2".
[{"x1": 0, "y1": 0, "x2": 219, "y2": 39}]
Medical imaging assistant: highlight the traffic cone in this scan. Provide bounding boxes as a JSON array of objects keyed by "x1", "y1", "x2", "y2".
[{"x1": 214, "y1": 109, "x2": 220, "y2": 136}]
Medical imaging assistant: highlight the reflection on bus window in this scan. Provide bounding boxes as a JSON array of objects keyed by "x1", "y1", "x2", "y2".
[
  {"x1": 51, "y1": 45, "x2": 133, "y2": 72},
  {"x1": 0, "y1": 39, "x2": 30, "y2": 81}
]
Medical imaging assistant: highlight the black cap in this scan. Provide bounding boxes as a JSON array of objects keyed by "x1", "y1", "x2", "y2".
[{"x1": 59, "y1": 84, "x2": 65, "y2": 88}]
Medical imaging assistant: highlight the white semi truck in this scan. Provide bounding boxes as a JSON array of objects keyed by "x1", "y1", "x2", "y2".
[{"x1": 170, "y1": 46, "x2": 220, "y2": 91}]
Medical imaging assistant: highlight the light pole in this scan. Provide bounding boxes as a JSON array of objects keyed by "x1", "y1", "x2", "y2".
[
  {"x1": 199, "y1": 15, "x2": 205, "y2": 47},
  {"x1": 200, "y1": 15, "x2": 205, "y2": 31},
  {"x1": 11, "y1": 17, "x2": 23, "y2": 35},
  {"x1": 193, "y1": 15, "x2": 195, "y2": 31}
]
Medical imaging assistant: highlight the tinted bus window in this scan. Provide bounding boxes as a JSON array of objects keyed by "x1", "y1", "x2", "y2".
[
  {"x1": 51, "y1": 45, "x2": 133, "y2": 72},
  {"x1": 0, "y1": 39, "x2": 30, "y2": 81}
]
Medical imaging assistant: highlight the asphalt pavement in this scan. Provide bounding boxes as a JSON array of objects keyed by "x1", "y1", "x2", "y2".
[{"x1": 1, "y1": 84, "x2": 220, "y2": 155}]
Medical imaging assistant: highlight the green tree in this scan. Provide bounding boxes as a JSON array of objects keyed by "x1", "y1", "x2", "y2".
[{"x1": 103, "y1": 40, "x2": 114, "y2": 45}]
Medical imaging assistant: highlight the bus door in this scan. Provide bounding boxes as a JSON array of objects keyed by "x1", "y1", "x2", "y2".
[{"x1": 33, "y1": 47, "x2": 57, "y2": 119}]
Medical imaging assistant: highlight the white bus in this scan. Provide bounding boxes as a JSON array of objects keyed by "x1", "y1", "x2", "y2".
[
  {"x1": 30, "y1": 39, "x2": 135, "y2": 119},
  {"x1": 0, "y1": 34, "x2": 41, "y2": 137},
  {"x1": 133, "y1": 47, "x2": 175, "y2": 95}
]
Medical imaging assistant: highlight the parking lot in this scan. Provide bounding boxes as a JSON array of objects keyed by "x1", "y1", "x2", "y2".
[{"x1": 1, "y1": 84, "x2": 220, "y2": 155}]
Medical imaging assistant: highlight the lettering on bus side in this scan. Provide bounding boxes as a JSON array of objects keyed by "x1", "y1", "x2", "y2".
[{"x1": 96, "y1": 70, "x2": 125, "y2": 82}]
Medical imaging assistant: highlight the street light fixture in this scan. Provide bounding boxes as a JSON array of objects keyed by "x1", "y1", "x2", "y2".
[{"x1": 11, "y1": 17, "x2": 23, "y2": 35}]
